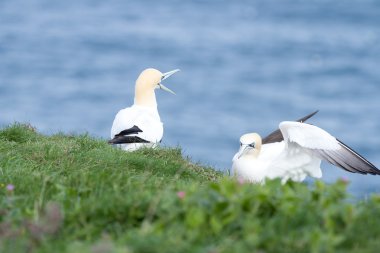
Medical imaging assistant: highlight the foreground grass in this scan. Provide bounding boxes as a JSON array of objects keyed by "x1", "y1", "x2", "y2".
[{"x1": 1, "y1": 124, "x2": 380, "y2": 253}]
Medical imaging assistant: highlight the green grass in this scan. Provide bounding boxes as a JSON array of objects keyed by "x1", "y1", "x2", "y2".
[{"x1": 1, "y1": 123, "x2": 380, "y2": 253}]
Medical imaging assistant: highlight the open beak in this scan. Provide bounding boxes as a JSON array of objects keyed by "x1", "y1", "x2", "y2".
[{"x1": 159, "y1": 69, "x2": 180, "y2": 95}]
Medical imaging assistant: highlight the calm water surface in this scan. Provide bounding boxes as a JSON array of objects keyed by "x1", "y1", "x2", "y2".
[{"x1": 1, "y1": 0, "x2": 379, "y2": 196}]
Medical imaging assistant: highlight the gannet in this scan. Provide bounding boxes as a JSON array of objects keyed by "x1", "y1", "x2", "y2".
[
  {"x1": 109, "y1": 68, "x2": 180, "y2": 151},
  {"x1": 232, "y1": 114, "x2": 380, "y2": 183}
]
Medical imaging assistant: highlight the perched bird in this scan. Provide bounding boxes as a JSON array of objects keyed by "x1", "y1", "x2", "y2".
[
  {"x1": 109, "y1": 68, "x2": 180, "y2": 151},
  {"x1": 232, "y1": 113, "x2": 380, "y2": 183}
]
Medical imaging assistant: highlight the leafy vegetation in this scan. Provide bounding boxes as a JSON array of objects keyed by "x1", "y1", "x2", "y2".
[{"x1": 1, "y1": 123, "x2": 380, "y2": 253}]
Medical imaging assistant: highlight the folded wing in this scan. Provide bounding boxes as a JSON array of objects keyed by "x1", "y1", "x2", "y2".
[{"x1": 108, "y1": 125, "x2": 150, "y2": 144}]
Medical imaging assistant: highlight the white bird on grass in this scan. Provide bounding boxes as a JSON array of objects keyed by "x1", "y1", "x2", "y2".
[
  {"x1": 109, "y1": 68, "x2": 180, "y2": 151},
  {"x1": 232, "y1": 111, "x2": 380, "y2": 183}
]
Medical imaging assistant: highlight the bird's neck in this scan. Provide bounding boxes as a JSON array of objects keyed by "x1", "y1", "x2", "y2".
[{"x1": 134, "y1": 88, "x2": 157, "y2": 108}]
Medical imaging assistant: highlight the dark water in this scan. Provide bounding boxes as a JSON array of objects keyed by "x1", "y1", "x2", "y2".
[{"x1": 1, "y1": 0, "x2": 379, "y2": 196}]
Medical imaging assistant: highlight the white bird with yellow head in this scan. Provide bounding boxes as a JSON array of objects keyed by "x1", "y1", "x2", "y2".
[
  {"x1": 109, "y1": 68, "x2": 179, "y2": 151},
  {"x1": 232, "y1": 113, "x2": 380, "y2": 184}
]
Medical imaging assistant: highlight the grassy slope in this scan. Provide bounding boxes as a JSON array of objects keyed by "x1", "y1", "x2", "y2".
[{"x1": 1, "y1": 124, "x2": 380, "y2": 253}]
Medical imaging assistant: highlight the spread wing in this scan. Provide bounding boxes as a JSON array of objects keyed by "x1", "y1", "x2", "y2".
[
  {"x1": 314, "y1": 139, "x2": 380, "y2": 175},
  {"x1": 279, "y1": 121, "x2": 380, "y2": 175},
  {"x1": 262, "y1": 110, "x2": 318, "y2": 144}
]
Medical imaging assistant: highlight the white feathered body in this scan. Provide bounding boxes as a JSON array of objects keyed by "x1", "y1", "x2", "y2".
[
  {"x1": 110, "y1": 105, "x2": 163, "y2": 151},
  {"x1": 232, "y1": 121, "x2": 342, "y2": 183},
  {"x1": 232, "y1": 142, "x2": 322, "y2": 183}
]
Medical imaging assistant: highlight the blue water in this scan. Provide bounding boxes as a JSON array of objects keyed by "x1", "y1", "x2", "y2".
[{"x1": 1, "y1": 0, "x2": 379, "y2": 196}]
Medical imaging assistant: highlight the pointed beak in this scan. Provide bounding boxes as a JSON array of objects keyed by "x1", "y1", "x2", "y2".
[
  {"x1": 237, "y1": 144, "x2": 255, "y2": 159},
  {"x1": 159, "y1": 69, "x2": 180, "y2": 95},
  {"x1": 161, "y1": 69, "x2": 180, "y2": 81},
  {"x1": 159, "y1": 83, "x2": 176, "y2": 95},
  {"x1": 237, "y1": 146, "x2": 249, "y2": 159}
]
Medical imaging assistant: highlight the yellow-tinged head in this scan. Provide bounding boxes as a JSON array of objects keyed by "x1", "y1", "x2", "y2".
[
  {"x1": 237, "y1": 133, "x2": 262, "y2": 158},
  {"x1": 134, "y1": 68, "x2": 179, "y2": 107}
]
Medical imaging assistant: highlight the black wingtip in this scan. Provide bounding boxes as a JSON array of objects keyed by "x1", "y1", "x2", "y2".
[
  {"x1": 115, "y1": 125, "x2": 143, "y2": 137},
  {"x1": 108, "y1": 136, "x2": 150, "y2": 145},
  {"x1": 297, "y1": 110, "x2": 319, "y2": 123},
  {"x1": 337, "y1": 139, "x2": 380, "y2": 175},
  {"x1": 315, "y1": 139, "x2": 380, "y2": 176}
]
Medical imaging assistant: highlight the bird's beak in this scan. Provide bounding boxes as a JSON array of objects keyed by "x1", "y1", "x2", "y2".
[
  {"x1": 159, "y1": 69, "x2": 180, "y2": 95},
  {"x1": 162, "y1": 69, "x2": 180, "y2": 81},
  {"x1": 238, "y1": 146, "x2": 249, "y2": 159},
  {"x1": 237, "y1": 143, "x2": 256, "y2": 159},
  {"x1": 159, "y1": 83, "x2": 176, "y2": 95}
]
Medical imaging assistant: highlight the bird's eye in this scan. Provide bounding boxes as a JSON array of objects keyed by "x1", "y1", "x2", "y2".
[
  {"x1": 249, "y1": 143, "x2": 255, "y2": 148},
  {"x1": 240, "y1": 143, "x2": 242, "y2": 147}
]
